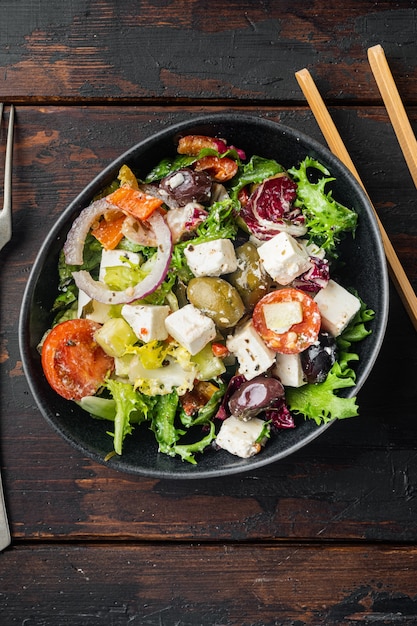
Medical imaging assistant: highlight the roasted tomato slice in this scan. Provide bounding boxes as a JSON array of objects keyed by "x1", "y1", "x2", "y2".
[
  {"x1": 194, "y1": 155, "x2": 238, "y2": 182},
  {"x1": 177, "y1": 135, "x2": 228, "y2": 155},
  {"x1": 252, "y1": 288, "x2": 321, "y2": 354},
  {"x1": 41, "y1": 319, "x2": 114, "y2": 400}
]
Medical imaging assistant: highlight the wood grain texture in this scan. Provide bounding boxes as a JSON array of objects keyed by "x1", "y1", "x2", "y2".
[
  {"x1": 2, "y1": 3, "x2": 417, "y2": 619},
  {"x1": 1, "y1": 1, "x2": 417, "y2": 103},
  {"x1": 1, "y1": 543, "x2": 417, "y2": 625},
  {"x1": 1, "y1": 107, "x2": 417, "y2": 543}
]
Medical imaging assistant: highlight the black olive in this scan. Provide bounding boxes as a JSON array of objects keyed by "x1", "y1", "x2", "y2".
[
  {"x1": 300, "y1": 331, "x2": 338, "y2": 384},
  {"x1": 160, "y1": 168, "x2": 212, "y2": 206},
  {"x1": 228, "y1": 376, "x2": 285, "y2": 420}
]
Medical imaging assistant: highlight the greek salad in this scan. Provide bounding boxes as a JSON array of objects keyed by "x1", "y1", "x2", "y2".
[{"x1": 41, "y1": 133, "x2": 374, "y2": 464}]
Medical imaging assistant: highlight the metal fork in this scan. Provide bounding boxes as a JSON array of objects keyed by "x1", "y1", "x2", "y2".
[
  {"x1": 0, "y1": 104, "x2": 14, "y2": 250},
  {"x1": 0, "y1": 103, "x2": 14, "y2": 550}
]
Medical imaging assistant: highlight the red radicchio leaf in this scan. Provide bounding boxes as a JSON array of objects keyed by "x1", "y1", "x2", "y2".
[
  {"x1": 250, "y1": 176, "x2": 298, "y2": 222},
  {"x1": 265, "y1": 399, "x2": 295, "y2": 430},
  {"x1": 215, "y1": 374, "x2": 247, "y2": 420},
  {"x1": 292, "y1": 256, "x2": 330, "y2": 293},
  {"x1": 240, "y1": 175, "x2": 306, "y2": 240}
]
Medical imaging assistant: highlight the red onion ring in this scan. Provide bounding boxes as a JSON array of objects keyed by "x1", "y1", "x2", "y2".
[
  {"x1": 64, "y1": 198, "x2": 117, "y2": 265},
  {"x1": 64, "y1": 201, "x2": 173, "y2": 305}
]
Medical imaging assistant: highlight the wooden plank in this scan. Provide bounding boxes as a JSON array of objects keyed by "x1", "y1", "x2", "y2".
[
  {"x1": 2, "y1": 106, "x2": 417, "y2": 542},
  {"x1": 1, "y1": 543, "x2": 417, "y2": 625},
  {"x1": 1, "y1": 1, "x2": 417, "y2": 102}
]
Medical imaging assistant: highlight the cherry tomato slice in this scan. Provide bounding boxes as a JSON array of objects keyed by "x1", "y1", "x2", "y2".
[
  {"x1": 211, "y1": 342, "x2": 229, "y2": 358},
  {"x1": 41, "y1": 319, "x2": 115, "y2": 401},
  {"x1": 252, "y1": 288, "x2": 321, "y2": 354}
]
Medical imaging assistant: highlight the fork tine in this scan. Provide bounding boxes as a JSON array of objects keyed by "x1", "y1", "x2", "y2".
[{"x1": 0, "y1": 104, "x2": 14, "y2": 249}]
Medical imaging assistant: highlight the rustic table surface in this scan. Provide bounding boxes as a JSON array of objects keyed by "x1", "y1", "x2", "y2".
[{"x1": 1, "y1": 1, "x2": 417, "y2": 624}]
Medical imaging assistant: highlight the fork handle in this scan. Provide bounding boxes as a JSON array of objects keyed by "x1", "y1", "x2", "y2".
[{"x1": 0, "y1": 471, "x2": 10, "y2": 550}]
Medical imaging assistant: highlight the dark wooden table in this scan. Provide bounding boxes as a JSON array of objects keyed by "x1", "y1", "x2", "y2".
[{"x1": 1, "y1": 1, "x2": 417, "y2": 624}]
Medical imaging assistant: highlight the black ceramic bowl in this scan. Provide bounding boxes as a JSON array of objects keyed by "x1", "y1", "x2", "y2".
[{"x1": 19, "y1": 114, "x2": 389, "y2": 479}]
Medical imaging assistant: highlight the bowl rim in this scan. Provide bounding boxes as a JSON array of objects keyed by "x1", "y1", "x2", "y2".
[{"x1": 19, "y1": 112, "x2": 389, "y2": 479}]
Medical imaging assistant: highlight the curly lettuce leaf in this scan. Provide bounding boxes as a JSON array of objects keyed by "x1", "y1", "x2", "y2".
[
  {"x1": 286, "y1": 357, "x2": 358, "y2": 425},
  {"x1": 286, "y1": 298, "x2": 375, "y2": 425},
  {"x1": 103, "y1": 379, "x2": 155, "y2": 455},
  {"x1": 79, "y1": 378, "x2": 216, "y2": 463},
  {"x1": 288, "y1": 157, "x2": 357, "y2": 254},
  {"x1": 337, "y1": 295, "x2": 375, "y2": 350}
]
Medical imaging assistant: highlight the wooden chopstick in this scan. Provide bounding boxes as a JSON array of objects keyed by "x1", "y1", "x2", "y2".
[
  {"x1": 295, "y1": 67, "x2": 417, "y2": 332},
  {"x1": 368, "y1": 44, "x2": 417, "y2": 189}
]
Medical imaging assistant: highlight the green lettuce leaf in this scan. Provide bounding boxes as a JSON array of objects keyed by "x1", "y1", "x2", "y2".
[
  {"x1": 337, "y1": 294, "x2": 375, "y2": 350},
  {"x1": 151, "y1": 391, "x2": 217, "y2": 464},
  {"x1": 103, "y1": 251, "x2": 176, "y2": 306},
  {"x1": 172, "y1": 422, "x2": 216, "y2": 465},
  {"x1": 52, "y1": 233, "x2": 103, "y2": 323},
  {"x1": 229, "y1": 155, "x2": 285, "y2": 201},
  {"x1": 144, "y1": 155, "x2": 197, "y2": 182},
  {"x1": 286, "y1": 359, "x2": 358, "y2": 425},
  {"x1": 151, "y1": 392, "x2": 185, "y2": 454},
  {"x1": 103, "y1": 379, "x2": 155, "y2": 455}
]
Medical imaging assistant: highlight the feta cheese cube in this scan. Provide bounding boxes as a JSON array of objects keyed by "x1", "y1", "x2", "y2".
[
  {"x1": 99, "y1": 249, "x2": 141, "y2": 281},
  {"x1": 274, "y1": 353, "x2": 306, "y2": 387},
  {"x1": 226, "y1": 320, "x2": 275, "y2": 381},
  {"x1": 77, "y1": 249, "x2": 141, "y2": 322},
  {"x1": 77, "y1": 289, "x2": 112, "y2": 324},
  {"x1": 184, "y1": 238, "x2": 238, "y2": 277},
  {"x1": 165, "y1": 304, "x2": 216, "y2": 355},
  {"x1": 215, "y1": 415, "x2": 270, "y2": 458},
  {"x1": 258, "y1": 232, "x2": 312, "y2": 285},
  {"x1": 263, "y1": 300, "x2": 303, "y2": 334},
  {"x1": 121, "y1": 304, "x2": 170, "y2": 343},
  {"x1": 314, "y1": 279, "x2": 361, "y2": 336}
]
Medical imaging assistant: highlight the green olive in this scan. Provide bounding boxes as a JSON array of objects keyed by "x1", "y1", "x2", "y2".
[
  {"x1": 228, "y1": 242, "x2": 272, "y2": 310},
  {"x1": 187, "y1": 277, "x2": 245, "y2": 328}
]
